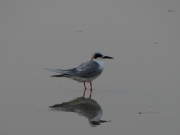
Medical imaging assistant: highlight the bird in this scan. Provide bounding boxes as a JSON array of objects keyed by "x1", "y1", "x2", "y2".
[{"x1": 45, "y1": 52, "x2": 113, "y2": 97}]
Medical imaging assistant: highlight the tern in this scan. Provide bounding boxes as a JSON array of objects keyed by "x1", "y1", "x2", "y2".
[{"x1": 45, "y1": 52, "x2": 113, "y2": 97}]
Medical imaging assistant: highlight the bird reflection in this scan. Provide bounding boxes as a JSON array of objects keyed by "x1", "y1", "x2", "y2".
[{"x1": 49, "y1": 97, "x2": 110, "y2": 127}]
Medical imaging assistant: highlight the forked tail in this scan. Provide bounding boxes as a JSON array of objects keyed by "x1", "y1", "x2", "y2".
[{"x1": 44, "y1": 68, "x2": 71, "y2": 77}]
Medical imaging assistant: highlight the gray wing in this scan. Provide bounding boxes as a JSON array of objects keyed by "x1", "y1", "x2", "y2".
[
  {"x1": 75, "y1": 61, "x2": 102, "y2": 78},
  {"x1": 44, "y1": 61, "x2": 102, "y2": 78}
]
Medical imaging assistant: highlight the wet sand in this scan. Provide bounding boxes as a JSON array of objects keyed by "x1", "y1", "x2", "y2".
[{"x1": 0, "y1": 0, "x2": 180, "y2": 135}]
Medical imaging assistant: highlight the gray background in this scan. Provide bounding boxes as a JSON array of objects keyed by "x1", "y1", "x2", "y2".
[{"x1": 0, "y1": 0, "x2": 180, "y2": 135}]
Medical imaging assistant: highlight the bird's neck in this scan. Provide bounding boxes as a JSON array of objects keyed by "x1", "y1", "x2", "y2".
[{"x1": 93, "y1": 58, "x2": 104, "y2": 70}]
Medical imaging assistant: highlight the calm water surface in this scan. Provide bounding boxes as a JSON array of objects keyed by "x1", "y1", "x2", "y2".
[{"x1": 1, "y1": 0, "x2": 180, "y2": 135}]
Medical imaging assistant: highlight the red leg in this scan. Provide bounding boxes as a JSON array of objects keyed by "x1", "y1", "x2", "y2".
[
  {"x1": 83, "y1": 82, "x2": 87, "y2": 97},
  {"x1": 89, "y1": 82, "x2": 92, "y2": 98}
]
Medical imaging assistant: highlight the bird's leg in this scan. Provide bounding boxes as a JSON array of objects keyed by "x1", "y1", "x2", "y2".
[
  {"x1": 89, "y1": 82, "x2": 92, "y2": 98},
  {"x1": 83, "y1": 82, "x2": 87, "y2": 97}
]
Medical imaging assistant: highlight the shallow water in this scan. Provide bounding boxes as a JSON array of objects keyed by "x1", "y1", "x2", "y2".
[{"x1": 1, "y1": 0, "x2": 180, "y2": 135}]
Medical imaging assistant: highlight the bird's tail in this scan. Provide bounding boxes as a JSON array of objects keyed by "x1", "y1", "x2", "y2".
[
  {"x1": 44, "y1": 68, "x2": 71, "y2": 77},
  {"x1": 44, "y1": 68, "x2": 64, "y2": 73}
]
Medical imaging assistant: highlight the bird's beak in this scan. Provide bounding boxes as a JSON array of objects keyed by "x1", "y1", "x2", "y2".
[{"x1": 103, "y1": 56, "x2": 113, "y2": 59}]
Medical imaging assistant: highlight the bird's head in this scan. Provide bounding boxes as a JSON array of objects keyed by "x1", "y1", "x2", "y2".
[{"x1": 91, "y1": 52, "x2": 113, "y2": 60}]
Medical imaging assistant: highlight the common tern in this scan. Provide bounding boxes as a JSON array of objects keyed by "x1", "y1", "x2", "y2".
[{"x1": 45, "y1": 52, "x2": 113, "y2": 97}]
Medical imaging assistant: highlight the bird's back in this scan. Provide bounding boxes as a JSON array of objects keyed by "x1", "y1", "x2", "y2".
[{"x1": 75, "y1": 60, "x2": 103, "y2": 78}]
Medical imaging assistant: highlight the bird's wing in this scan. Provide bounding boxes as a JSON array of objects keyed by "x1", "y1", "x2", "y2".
[
  {"x1": 75, "y1": 61, "x2": 102, "y2": 78},
  {"x1": 44, "y1": 60, "x2": 102, "y2": 78}
]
